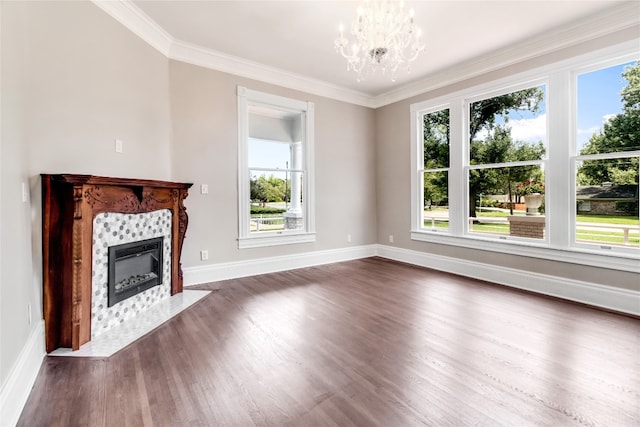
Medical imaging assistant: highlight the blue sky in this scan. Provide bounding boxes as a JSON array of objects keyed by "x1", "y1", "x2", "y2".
[{"x1": 576, "y1": 62, "x2": 631, "y2": 148}]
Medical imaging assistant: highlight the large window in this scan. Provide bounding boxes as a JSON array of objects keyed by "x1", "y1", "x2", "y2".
[
  {"x1": 237, "y1": 87, "x2": 315, "y2": 248},
  {"x1": 411, "y1": 43, "x2": 639, "y2": 270},
  {"x1": 467, "y1": 84, "x2": 547, "y2": 239},
  {"x1": 574, "y1": 62, "x2": 639, "y2": 251}
]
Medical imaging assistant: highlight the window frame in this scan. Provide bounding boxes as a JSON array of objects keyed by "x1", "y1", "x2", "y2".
[
  {"x1": 410, "y1": 41, "x2": 639, "y2": 273},
  {"x1": 414, "y1": 103, "x2": 451, "y2": 233},
  {"x1": 570, "y1": 60, "x2": 640, "y2": 256},
  {"x1": 237, "y1": 86, "x2": 316, "y2": 248},
  {"x1": 464, "y1": 80, "x2": 549, "y2": 240}
]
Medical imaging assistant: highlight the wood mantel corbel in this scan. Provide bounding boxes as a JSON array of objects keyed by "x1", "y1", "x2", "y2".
[{"x1": 42, "y1": 174, "x2": 193, "y2": 352}]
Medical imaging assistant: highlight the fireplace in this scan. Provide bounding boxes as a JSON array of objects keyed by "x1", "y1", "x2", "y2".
[
  {"x1": 41, "y1": 174, "x2": 192, "y2": 352},
  {"x1": 108, "y1": 237, "x2": 164, "y2": 307}
]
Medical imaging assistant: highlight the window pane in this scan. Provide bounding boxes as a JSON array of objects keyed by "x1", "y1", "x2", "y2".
[
  {"x1": 468, "y1": 165, "x2": 545, "y2": 239},
  {"x1": 249, "y1": 170, "x2": 304, "y2": 233},
  {"x1": 470, "y1": 86, "x2": 546, "y2": 165},
  {"x1": 577, "y1": 61, "x2": 639, "y2": 155},
  {"x1": 423, "y1": 171, "x2": 449, "y2": 230},
  {"x1": 423, "y1": 109, "x2": 449, "y2": 168},
  {"x1": 249, "y1": 138, "x2": 291, "y2": 169},
  {"x1": 576, "y1": 158, "x2": 639, "y2": 248}
]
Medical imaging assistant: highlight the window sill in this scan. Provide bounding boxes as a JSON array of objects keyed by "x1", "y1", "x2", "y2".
[
  {"x1": 410, "y1": 230, "x2": 639, "y2": 273},
  {"x1": 238, "y1": 232, "x2": 316, "y2": 249}
]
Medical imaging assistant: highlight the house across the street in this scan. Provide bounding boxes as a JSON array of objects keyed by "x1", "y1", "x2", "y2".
[{"x1": 576, "y1": 184, "x2": 639, "y2": 215}]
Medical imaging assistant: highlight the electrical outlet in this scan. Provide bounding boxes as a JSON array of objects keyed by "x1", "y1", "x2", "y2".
[
  {"x1": 347, "y1": 234, "x2": 352, "y2": 243},
  {"x1": 200, "y1": 250, "x2": 209, "y2": 261},
  {"x1": 201, "y1": 184, "x2": 209, "y2": 194},
  {"x1": 27, "y1": 303, "x2": 32, "y2": 325},
  {"x1": 388, "y1": 234, "x2": 394, "y2": 243},
  {"x1": 115, "y1": 138, "x2": 123, "y2": 153}
]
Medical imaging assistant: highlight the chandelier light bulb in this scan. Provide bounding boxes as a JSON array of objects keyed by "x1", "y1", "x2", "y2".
[{"x1": 335, "y1": 0, "x2": 425, "y2": 82}]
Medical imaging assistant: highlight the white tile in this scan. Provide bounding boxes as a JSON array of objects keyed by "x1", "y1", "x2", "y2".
[
  {"x1": 50, "y1": 290, "x2": 210, "y2": 358},
  {"x1": 92, "y1": 210, "x2": 173, "y2": 336}
]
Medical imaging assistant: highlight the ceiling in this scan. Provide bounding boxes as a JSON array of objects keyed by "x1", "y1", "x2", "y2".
[{"x1": 120, "y1": 1, "x2": 636, "y2": 105}]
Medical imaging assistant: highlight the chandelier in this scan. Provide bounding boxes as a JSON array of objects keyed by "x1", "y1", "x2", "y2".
[{"x1": 335, "y1": 0, "x2": 425, "y2": 82}]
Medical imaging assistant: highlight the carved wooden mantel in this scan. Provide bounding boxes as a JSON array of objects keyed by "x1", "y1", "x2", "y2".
[{"x1": 42, "y1": 174, "x2": 193, "y2": 352}]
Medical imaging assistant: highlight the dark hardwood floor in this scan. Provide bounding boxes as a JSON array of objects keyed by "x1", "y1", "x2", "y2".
[{"x1": 19, "y1": 257, "x2": 639, "y2": 426}]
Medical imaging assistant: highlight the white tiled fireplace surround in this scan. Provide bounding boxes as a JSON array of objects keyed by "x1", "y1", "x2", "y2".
[{"x1": 51, "y1": 209, "x2": 209, "y2": 357}]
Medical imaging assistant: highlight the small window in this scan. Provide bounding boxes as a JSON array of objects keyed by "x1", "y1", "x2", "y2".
[
  {"x1": 237, "y1": 87, "x2": 315, "y2": 248},
  {"x1": 420, "y1": 107, "x2": 450, "y2": 231}
]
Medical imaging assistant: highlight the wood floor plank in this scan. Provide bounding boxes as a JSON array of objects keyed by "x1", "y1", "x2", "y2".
[{"x1": 18, "y1": 257, "x2": 640, "y2": 426}]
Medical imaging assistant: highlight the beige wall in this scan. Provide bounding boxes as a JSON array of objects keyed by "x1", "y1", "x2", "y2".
[
  {"x1": 169, "y1": 61, "x2": 377, "y2": 267},
  {"x1": 0, "y1": 0, "x2": 377, "y2": 391},
  {"x1": 374, "y1": 27, "x2": 640, "y2": 293},
  {"x1": 1, "y1": 0, "x2": 637, "y2": 405},
  {"x1": 1, "y1": 1, "x2": 172, "y2": 386}
]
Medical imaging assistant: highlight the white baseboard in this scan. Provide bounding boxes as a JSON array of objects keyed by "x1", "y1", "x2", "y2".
[
  {"x1": 183, "y1": 244, "x2": 378, "y2": 285},
  {"x1": 0, "y1": 320, "x2": 45, "y2": 427},
  {"x1": 376, "y1": 244, "x2": 640, "y2": 316}
]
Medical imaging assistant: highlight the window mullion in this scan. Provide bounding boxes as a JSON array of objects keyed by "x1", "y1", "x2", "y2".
[
  {"x1": 449, "y1": 99, "x2": 465, "y2": 236},
  {"x1": 548, "y1": 71, "x2": 573, "y2": 249}
]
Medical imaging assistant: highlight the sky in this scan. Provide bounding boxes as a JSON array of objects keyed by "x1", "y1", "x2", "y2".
[
  {"x1": 575, "y1": 62, "x2": 630, "y2": 149},
  {"x1": 249, "y1": 138, "x2": 290, "y2": 172}
]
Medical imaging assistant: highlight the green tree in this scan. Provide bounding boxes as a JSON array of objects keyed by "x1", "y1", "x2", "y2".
[
  {"x1": 470, "y1": 88, "x2": 544, "y2": 140},
  {"x1": 506, "y1": 139, "x2": 546, "y2": 203},
  {"x1": 423, "y1": 109, "x2": 449, "y2": 207},
  {"x1": 578, "y1": 62, "x2": 640, "y2": 185},
  {"x1": 423, "y1": 109, "x2": 450, "y2": 169},
  {"x1": 467, "y1": 87, "x2": 545, "y2": 217},
  {"x1": 470, "y1": 126, "x2": 545, "y2": 214},
  {"x1": 250, "y1": 175, "x2": 287, "y2": 205},
  {"x1": 424, "y1": 171, "x2": 448, "y2": 208},
  {"x1": 421, "y1": 86, "x2": 545, "y2": 217}
]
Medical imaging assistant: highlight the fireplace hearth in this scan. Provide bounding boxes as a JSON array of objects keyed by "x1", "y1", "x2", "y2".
[{"x1": 108, "y1": 236, "x2": 163, "y2": 307}]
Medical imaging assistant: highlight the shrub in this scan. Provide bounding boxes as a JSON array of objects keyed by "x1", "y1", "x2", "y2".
[
  {"x1": 615, "y1": 201, "x2": 638, "y2": 215},
  {"x1": 250, "y1": 206, "x2": 286, "y2": 215}
]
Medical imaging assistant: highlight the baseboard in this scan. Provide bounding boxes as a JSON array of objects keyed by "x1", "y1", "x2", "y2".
[
  {"x1": 376, "y1": 244, "x2": 640, "y2": 316},
  {"x1": 184, "y1": 244, "x2": 378, "y2": 285},
  {"x1": 0, "y1": 320, "x2": 46, "y2": 427}
]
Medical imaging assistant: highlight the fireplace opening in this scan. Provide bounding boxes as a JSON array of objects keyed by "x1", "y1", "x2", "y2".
[{"x1": 108, "y1": 237, "x2": 164, "y2": 307}]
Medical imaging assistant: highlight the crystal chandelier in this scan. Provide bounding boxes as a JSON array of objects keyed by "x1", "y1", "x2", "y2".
[{"x1": 335, "y1": 0, "x2": 425, "y2": 82}]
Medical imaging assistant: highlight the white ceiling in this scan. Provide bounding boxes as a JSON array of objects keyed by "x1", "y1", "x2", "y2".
[{"x1": 119, "y1": 1, "x2": 637, "y2": 105}]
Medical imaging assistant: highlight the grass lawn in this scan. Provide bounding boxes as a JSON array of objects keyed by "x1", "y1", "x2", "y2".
[
  {"x1": 576, "y1": 214, "x2": 639, "y2": 225},
  {"x1": 577, "y1": 229, "x2": 639, "y2": 245},
  {"x1": 423, "y1": 210, "x2": 639, "y2": 246}
]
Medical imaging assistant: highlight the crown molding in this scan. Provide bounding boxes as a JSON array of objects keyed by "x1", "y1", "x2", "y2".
[
  {"x1": 169, "y1": 39, "x2": 375, "y2": 108},
  {"x1": 93, "y1": 1, "x2": 638, "y2": 109},
  {"x1": 372, "y1": 2, "x2": 640, "y2": 108},
  {"x1": 91, "y1": 0, "x2": 376, "y2": 107},
  {"x1": 92, "y1": 0, "x2": 174, "y2": 56}
]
